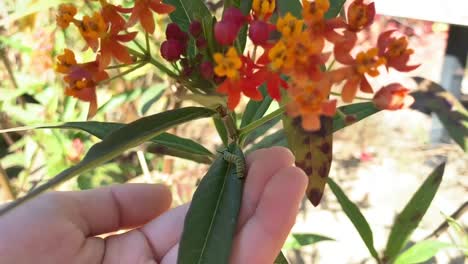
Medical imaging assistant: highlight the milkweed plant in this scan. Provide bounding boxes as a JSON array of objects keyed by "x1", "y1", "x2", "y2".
[{"x1": 1, "y1": 0, "x2": 466, "y2": 263}]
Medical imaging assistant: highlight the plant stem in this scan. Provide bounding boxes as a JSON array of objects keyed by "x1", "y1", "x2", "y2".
[
  {"x1": 238, "y1": 105, "x2": 285, "y2": 138},
  {"x1": 100, "y1": 62, "x2": 147, "y2": 85},
  {"x1": 330, "y1": 91, "x2": 373, "y2": 101},
  {"x1": 145, "y1": 32, "x2": 151, "y2": 55},
  {"x1": 327, "y1": 59, "x2": 336, "y2": 71},
  {"x1": 106, "y1": 60, "x2": 143, "y2": 70}
]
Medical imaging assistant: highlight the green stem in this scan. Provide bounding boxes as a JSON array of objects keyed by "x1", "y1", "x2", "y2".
[
  {"x1": 106, "y1": 60, "x2": 143, "y2": 69},
  {"x1": 330, "y1": 91, "x2": 373, "y2": 101},
  {"x1": 100, "y1": 62, "x2": 147, "y2": 85},
  {"x1": 148, "y1": 57, "x2": 179, "y2": 79},
  {"x1": 327, "y1": 59, "x2": 336, "y2": 71},
  {"x1": 132, "y1": 37, "x2": 147, "y2": 54},
  {"x1": 145, "y1": 32, "x2": 151, "y2": 55},
  {"x1": 238, "y1": 105, "x2": 285, "y2": 139}
]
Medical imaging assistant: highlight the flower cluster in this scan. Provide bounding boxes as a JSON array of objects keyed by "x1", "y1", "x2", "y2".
[
  {"x1": 55, "y1": 0, "x2": 174, "y2": 117},
  {"x1": 211, "y1": 0, "x2": 419, "y2": 130}
]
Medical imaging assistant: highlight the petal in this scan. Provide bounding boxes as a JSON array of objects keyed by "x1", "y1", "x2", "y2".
[
  {"x1": 377, "y1": 30, "x2": 396, "y2": 55},
  {"x1": 110, "y1": 41, "x2": 133, "y2": 64},
  {"x1": 321, "y1": 100, "x2": 337, "y2": 116},
  {"x1": 342, "y1": 77, "x2": 360, "y2": 102},
  {"x1": 114, "y1": 31, "x2": 138, "y2": 42},
  {"x1": 126, "y1": 2, "x2": 144, "y2": 27},
  {"x1": 302, "y1": 114, "x2": 321, "y2": 131},
  {"x1": 227, "y1": 89, "x2": 242, "y2": 110},
  {"x1": 360, "y1": 76, "x2": 373, "y2": 93},
  {"x1": 98, "y1": 44, "x2": 112, "y2": 71},
  {"x1": 87, "y1": 94, "x2": 98, "y2": 119},
  {"x1": 149, "y1": 1, "x2": 176, "y2": 14},
  {"x1": 266, "y1": 74, "x2": 281, "y2": 100},
  {"x1": 140, "y1": 7, "x2": 155, "y2": 33}
]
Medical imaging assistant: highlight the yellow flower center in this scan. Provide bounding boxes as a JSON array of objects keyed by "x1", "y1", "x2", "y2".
[
  {"x1": 276, "y1": 13, "x2": 304, "y2": 39},
  {"x1": 56, "y1": 49, "x2": 77, "y2": 73},
  {"x1": 268, "y1": 41, "x2": 288, "y2": 71},
  {"x1": 214, "y1": 47, "x2": 242, "y2": 80},
  {"x1": 252, "y1": 0, "x2": 276, "y2": 18},
  {"x1": 78, "y1": 12, "x2": 108, "y2": 40},
  {"x1": 355, "y1": 48, "x2": 386, "y2": 77},
  {"x1": 302, "y1": 0, "x2": 329, "y2": 23},
  {"x1": 57, "y1": 4, "x2": 77, "y2": 29},
  {"x1": 388, "y1": 37, "x2": 413, "y2": 57}
]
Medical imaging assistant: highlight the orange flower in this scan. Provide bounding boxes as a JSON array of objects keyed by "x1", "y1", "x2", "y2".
[
  {"x1": 331, "y1": 48, "x2": 386, "y2": 102},
  {"x1": 56, "y1": 50, "x2": 108, "y2": 118},
  {"x1": 252, "y1": 0, "x2": 276, "y2": 21},
  {"x1": 56, "y1": 48, "x2": 77, "y2": 74},
  {"x1": 346, "y1": 0, "x2": 375, "y2": 32},
  {"x1": 76, "y1": 12, "x2": 108, "y2": 51},
  {"x1": 100, "y1": 1, "x2": 133, "y2": 33},
  {"x1": 302, "y1": 0, "x2": 329, "y2": 24},
  {"x1": 373, "y1": 83, "x2": 415, "y2": 110},
  {"x1": 127, "y1": 0, "x2": 175, "y2": 33},
  {"x1": 287, "y1": 80, "x2": 337, "y2": 131},
  {"x1": 214, "y1": 47, "x2": 263, "y2": 109},
  {"x1": 56, "y1": 4, "x2": 77, "y2": 29},
  {"x1": 378, "y1": 30, "x2": 420, "y2": 72},
  {"x1": 99, "y1": 31, "x2": 137, "y2": 70}
]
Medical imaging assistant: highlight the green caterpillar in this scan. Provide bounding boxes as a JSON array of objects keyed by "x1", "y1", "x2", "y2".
[{"x1": 222, "y1": 150, "x2": 246, "y2": 179}]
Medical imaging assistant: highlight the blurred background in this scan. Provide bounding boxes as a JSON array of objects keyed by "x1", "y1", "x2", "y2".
[{"x1": 0, "y1": 0, "x2": 466, "y2": 263}]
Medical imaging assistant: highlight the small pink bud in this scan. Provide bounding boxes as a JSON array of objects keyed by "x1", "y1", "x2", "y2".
[
  {"x1": 249, "y1": 20, "x2": 270, "y2": 45},
  {"x1": 196, "y1": 37, "x2": 207, "y2": 49},
  {"x1": 215, "y1": 20, "x2": 239, "y2": 45},
  {"x1": 223, "y1": 7, "x2": 246, "y2": 28},
  {"x1": 189, "y1": 20, "x2": 203, "y2": 37},
  {"x1": 200, "y1": 61, "x2": 214, "y2": 79},
  {"x1": 160, "y1": 39, "x2": 184, "y2": 62},
  {"x1": 373, "y1": 83, "x2": 415, "y2": 110}
]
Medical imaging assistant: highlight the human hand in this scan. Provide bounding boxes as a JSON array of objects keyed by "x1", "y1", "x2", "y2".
[{"x1": 0, "y1": 147, "x2": 307, "y2": 264}]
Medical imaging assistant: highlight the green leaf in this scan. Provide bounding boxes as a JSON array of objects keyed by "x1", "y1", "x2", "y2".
[
  {"x1": 238, "y1": 0, "x2": 253, "y2": 51},
  {"x1": 325, "y1": 0, "x2": 347, "y2": 19},
  {"x1": 411, "y1": 77, "x2": 468, "y2": 151},
  {"x1": 274, "y1": 251, "x2": 289, "y2": 264},
  {"x1": 140, "y1": 84, "x2": 167, "y2": 115},
  {"x1": 163, "y1": 0, "x2": 211, "y2": 31},
  {"x1": 224, "y1": 0, "x2": 240, "y2": 9},
  {"x1": 383, "y1": 163, "x2": 446, "y2": 262},
  {"x1": 0, "y1": 107, "x2": 215, "y2": 217},
  {"x1": 328, "y1": 178, "x2": 380, "y2": 261},
  {"x1": 394, "y1": 241, "x2": 455, "y2": 264},
  {"x1": 178, "y1": 144, "x2": 244, "y2": 264},
  {"x1": 333, "y1": 102, "x2": 380, "y2": 132},
  {"x1": 241, "y1": 86, "x2": 273, "y2": 127},
  {"x1": 244, "y1": 115, "x2": 281, "y2": 146},
  {"x1": 283, "y1": 233, "x2": 334, "y2": 250},
  {"x1": 213, "y1": 117, "x2": 229, "y2": 147},
  {"x1": 276, "y1": 0, "x2": 302, "y2": 18},
  {"x1": 36, "y1": 121, "x2": 213, "y2": 157},
  {"x1": 97, "y1": 88, "x2": 142, "y2": 115}
]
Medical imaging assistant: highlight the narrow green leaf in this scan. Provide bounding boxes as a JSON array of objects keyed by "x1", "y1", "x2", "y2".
[
  {"x1": 37, "y1": 122, "x2": 213, "y2": 157},
  {"x1": 333, "y1": 102, "x2": 380, "y2": 131},
  {"x1": 328, "y1": 178, "x2": 380, "y2": 261},
  {"x1": 411, "y1": 77, "x2": 468, "y2": 151},
  {"x1": 325, "y1": 0, "x2": 347, "y2": 19},
  {"x1": 394, "y1": 241, "x2": 454, "y2": 264},
  {"x1": 238, "y1": 0, "x2": 253, "y2": 50},
  {"x1": 178, "y1": 144, "x2": 244, "y2": 264},
  {"x1": 213, "y1": 117, "x2": 229, "y2": 147},
  {"x1": 274, "y1": 251, "x2": 289, "y2": 264},
  {"x1": 140, "y1": 84, "x2": 167, "y2": 115},
  {"x1": 0, "y1": 107, "x2": 215, "y2": 217},
  {"x1": 163, "y1": 0, "x2": 211, "y2": 31},
  {"x1": 244, "y1": 115, "x2": 281, "y2": 146},
  {"x1": 283, "y1": 233, "x2": 334, "y2": 250},
  {"x1": 276, "y1": 0, "x2": 302, "y2": 18},
  {"x1": 97, "y1": 88, "x2": 142, "y2": 115},
  {"x1": 241, "y1": 86, "x2": 273, "y2": 127},
  {"x1": 383, "y1": 163, "x2": 446, "y2": 262},
  {"x1": 246, "y1": 129, "x2": 287, "y2": 153}
]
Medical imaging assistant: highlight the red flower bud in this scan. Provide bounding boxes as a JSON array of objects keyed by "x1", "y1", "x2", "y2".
[
  {"x1": 200, "y1": 61, "x2": 214, "y2": 79},
  {"x1": 196, "y1": 37, "x2": 207, "y2": 49},
  {"x1": 249, "y1": 20, "x2": 270, "y2": 45},
  {"x1": 166, "y1": 23, "x2": 189, "y2": 44},
  {"x1": 160, "y1": 39, "x2": 184, "y2": 62},
  {"x1": 223, "y1": 7, "x2": 246, "y2": 28},
  {"x1": 189, "y1": 20, "x2": 203, "y2": 37},
  {"x1": 373, "y1": 83, "x2": 415, "y2": 110},
  {"x1": 215, "y1": 20, "x2": 240, "y2": 45}
]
